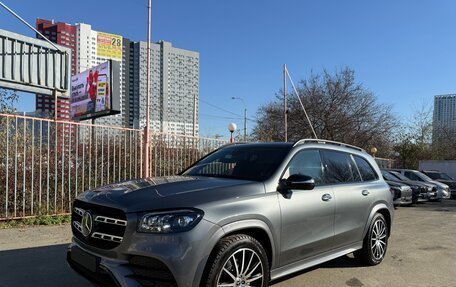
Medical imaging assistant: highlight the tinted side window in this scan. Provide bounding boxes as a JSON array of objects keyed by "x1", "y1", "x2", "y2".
[
  {"x1": 354, "y1": 155, "x2": 378, "y2": 181},
  {"x1": 283, "y1": 149, "x2": 324, "y2": 185},
  {"x1": 405, "y1": 171, "x2": 421, "y2": 181},
  {"x1": 321, "y1": 150, "x2": 359, "y2": 183}
]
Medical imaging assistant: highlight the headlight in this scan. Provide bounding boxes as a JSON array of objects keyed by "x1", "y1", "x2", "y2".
[{"x1": 138, "y1": 209, "x2": 203, "y2": 233}]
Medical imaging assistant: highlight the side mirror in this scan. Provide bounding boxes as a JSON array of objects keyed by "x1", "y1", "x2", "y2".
[
  {"x1": 278, "y1": 174, "x2": 315, "y2": 194},
  {"x1": 286, "y1": 174, "x2": 315, "y2": 190}
]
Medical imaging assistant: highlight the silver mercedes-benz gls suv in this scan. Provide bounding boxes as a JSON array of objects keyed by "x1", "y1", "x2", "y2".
[{"x1": 67, "y1": 139, "x2": 394, "y2": 287}]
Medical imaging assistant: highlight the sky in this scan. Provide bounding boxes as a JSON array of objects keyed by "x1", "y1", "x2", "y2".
[{"x1": 2, "y1": 0, "x2": 456, "y2": 139}]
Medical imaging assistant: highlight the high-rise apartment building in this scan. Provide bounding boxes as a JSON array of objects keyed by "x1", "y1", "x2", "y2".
[
  {"x1": 35, "y1": 19, "x2": 76, "y2": 120},
  {"x1": 129, "y1": 41, "x2": 199, "y2": 135},
  {"x1": 35, "y1": 18, "x2": 199, "y2": 135},
  {"x1": 75, "y1": 23, "x2": 128, "y2": 127},
  {"x1": 35, "y1": 20, "x2": 128, "y2": 126},
  {"x1": 433, "y1": 94, "x2": 456, "y2": 142}
]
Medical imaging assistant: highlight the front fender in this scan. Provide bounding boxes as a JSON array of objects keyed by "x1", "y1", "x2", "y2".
[{"x1": 221, "y1": 219, "x2": 278, "y2": 268}]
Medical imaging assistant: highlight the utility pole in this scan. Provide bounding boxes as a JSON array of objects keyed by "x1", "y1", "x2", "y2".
[
  {"x1": 243, "y1": 106, "x2": 246, "y2": 141},
  {"x1": 283, "y1": 64, "x2": 287, "y2": 142},
  {"x1": 231, "y1": 97, "x2": 247, "y2": 141},
  {"x1": 143, "y1": 0, "x2": 152, "y2": 178},
  {"x1": 192, "y1": 94, "x2": 197, "y2": 137}
]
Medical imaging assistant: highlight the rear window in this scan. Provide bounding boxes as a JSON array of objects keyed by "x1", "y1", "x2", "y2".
[{"x1": 354, "y1": 155, "x2": 378, "y2": 181}]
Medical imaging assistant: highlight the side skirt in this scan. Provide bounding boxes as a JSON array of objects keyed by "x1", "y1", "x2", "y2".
[{"x1": 270, "y1": 241, "x2": 363, "y2": 281}]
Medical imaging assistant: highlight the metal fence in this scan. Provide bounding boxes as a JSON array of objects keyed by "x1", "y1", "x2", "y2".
[
  {"x1": 0, "y1": 113, "x2": 228, "y2": 220},
  {"x1": 375, "y1": 157, "x2": 398, "y2": 169}
]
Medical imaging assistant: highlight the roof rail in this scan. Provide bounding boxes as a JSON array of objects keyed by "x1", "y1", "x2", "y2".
[{"x1": 293, "y1": 139, "x2": 366, "y2": 153}]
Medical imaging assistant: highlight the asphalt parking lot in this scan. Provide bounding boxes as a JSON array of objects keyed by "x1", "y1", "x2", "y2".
[{"x1": 0, "y1": 200, "x2": 455, "y2": 287}]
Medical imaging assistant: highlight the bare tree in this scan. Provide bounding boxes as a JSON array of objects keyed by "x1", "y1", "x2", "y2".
[
  {"x1": 393, "y1": 101, "x2": 439, "y2": 168},
  {"x1": 0, "y1": 88, "x2": 18, "y2": 113},
  {"x1": 253, "y1": 68, "x2": 397, "y2": 156}
]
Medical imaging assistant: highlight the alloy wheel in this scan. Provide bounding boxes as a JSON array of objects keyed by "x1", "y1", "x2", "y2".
[
  {"x1": 216, "y1": 248, "x2": 264, "y2": 287},
  {"x1": 370, "y1": 219, "x2": 387, "y2": 261}
]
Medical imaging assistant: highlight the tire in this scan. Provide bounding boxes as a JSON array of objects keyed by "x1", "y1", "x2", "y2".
[
  {"x1": 356, "y1": 213, "x2": 389, "y2": 266},
  {"x1": 203, "y1": 234, "x2": 270, "y2": 287}
]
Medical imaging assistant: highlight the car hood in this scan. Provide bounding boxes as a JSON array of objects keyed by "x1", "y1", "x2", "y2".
[
  {"x1": 386, "y1": 181, "x2": 407, "y2": 188},
  {"x1": 407, "y1": 180, "x2": 435, "y2": 189},
  {"x1": 435, "y1": 179, "x2": 456, "y2": 189},
  {"x1": 76, "y1": 176, "x2": 264, "y2": 212},
  {"x1": 429, "y1": 180, "x2": 449, "y2": 189}
]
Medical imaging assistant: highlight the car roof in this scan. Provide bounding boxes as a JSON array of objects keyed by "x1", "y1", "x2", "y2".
[
  {"x1": 293, "y1": 139, "x2": 366, "y2": 153},
  {"x1": 226, "y1": 139, "x2": 367, "y2": 154}
]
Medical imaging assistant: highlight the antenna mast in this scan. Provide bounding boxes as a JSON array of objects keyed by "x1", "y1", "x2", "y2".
[
  {"x1": 283, "y1": 64, "x2": 287, "y2": 142},
  {"x1": 284, "y1": 66, "x2": 318, "y2": 139}
]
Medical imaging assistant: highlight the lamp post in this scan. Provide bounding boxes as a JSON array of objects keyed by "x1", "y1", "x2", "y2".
[
  {"x1": 370, "y1": 147, "x2": 378, "y2": 158},
  {"x1": 231, "y1": 97, "x2": 247, "y2": 141},
  {"x1": 228, "y1": 123, "x2": 237, "y2": 143},
  {"x1": 143, "y1": 0, "x2": 152, "y2": 178},
  {"x1": 393, "y1": 151, "x2": 400, "y2": 169}
]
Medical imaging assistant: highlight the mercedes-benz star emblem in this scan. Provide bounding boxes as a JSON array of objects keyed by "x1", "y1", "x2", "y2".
[{"x1": 81, "y1": 211, "x2": 93, "y2": 237}]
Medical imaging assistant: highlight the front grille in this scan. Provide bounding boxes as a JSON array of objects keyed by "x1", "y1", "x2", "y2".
[
  {"x1": 72, "y1": 199, "x2": 127, "y2": 249},
  {"x1": 126, "y1": 255, "x2": 177, "y2": 287}
]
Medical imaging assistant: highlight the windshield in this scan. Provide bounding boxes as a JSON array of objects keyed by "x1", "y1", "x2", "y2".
[
  {"x1": 389, "y1": 170, "x2": 410, "y2": 181},
  {"x1": 182, "y1": 144, "x2": 292, "y2": 181},
  {"x1": 415, "y1": 171, "x2": 433, "y2": 181},
  {"x1": 426, "y1": 172, "x2": 453, "y2": 180},
  {"x1": 381, "y1": 170, "x2": 398, "y2": 181}
]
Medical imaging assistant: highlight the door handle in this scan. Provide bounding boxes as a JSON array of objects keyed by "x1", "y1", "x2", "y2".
[
  {"x1": 322, "y1": 193, "x2": 332, "y2": 201},
  {"x1": 362, "y1": 190, "x2": 370, "y2": 196}
]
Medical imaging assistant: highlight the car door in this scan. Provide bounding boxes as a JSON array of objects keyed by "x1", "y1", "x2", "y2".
[
  {"x1": 320, "y1": 150, "x2": 377, "y2": 249},
  {"x1": 277, "y1": 149, "x2": 335, "y2": 266}
]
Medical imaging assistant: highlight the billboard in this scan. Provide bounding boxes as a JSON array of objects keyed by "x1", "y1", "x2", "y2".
[
  {"x1": 97, "y1": 32, "x2": 122, "y2": 60},
  {"x1": 70, "y1": 60, "x2": 120, "y2": 120}
]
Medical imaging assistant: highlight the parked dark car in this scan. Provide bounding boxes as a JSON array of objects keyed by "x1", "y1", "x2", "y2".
[
  {"x1": 386, "y1": 170, "x2": 437, "y2": 201},
  {"x1": 380, "y1": 169, "x2": 420, "y2": 203},
  {"x1": 381, "y1": 170, "x2": 427, "y2": 203},
  {"x1": 385, "y1": 180, "x2": 413, "y2": 207},
  {"x1": 421, "y1": 170, "x2": 456, "y2": 199},
  {"x1": 391, "y1": 169, "x2": 451, "y2": 200}
]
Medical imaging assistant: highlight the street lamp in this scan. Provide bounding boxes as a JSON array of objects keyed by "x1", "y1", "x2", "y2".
[
  {"x1": 231, "y1": 97, "x2": 247, "y2": 141},
  {"x1": 228, "y1": 123, "x2": 237, "y2": 143},
  {"x1": 370, "y1": 147, "x2": 378, "y2": 158}
]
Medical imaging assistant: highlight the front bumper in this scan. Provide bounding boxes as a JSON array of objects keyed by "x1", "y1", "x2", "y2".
[
  {"x1": 67, "y1": 217, "x2": 223, "y2": 287},
  {"x1": 451, "y1": 189, "x2": 456, "y2": 199},
  {"x1": 67, "y1": 246, "x2": 122, "y2": 287},
  {"x1": 393, "y1": 195, "x2": 413, "y2": 206},
  {"x1": 436, "y1": 188, "x2": 451, "y2": 200}
]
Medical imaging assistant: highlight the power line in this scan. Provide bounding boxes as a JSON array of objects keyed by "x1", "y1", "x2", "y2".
[
  {"x1": 200, "y1": 114, "x2": 244, "y2": 120},
  {"x1": 200, "y1": 114, "x2": 258, "y2": 123},
  {"x1": 199, "y1": 98, "x2": 243, "y2": 118}
]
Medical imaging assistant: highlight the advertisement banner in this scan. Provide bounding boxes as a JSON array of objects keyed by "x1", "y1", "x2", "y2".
[
  {"x1": 70, "y1": 61, "x2": 112, "y2": 120},
  {"x1": 97, "y1": 32, "x2": 122, "y2": 60}
]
